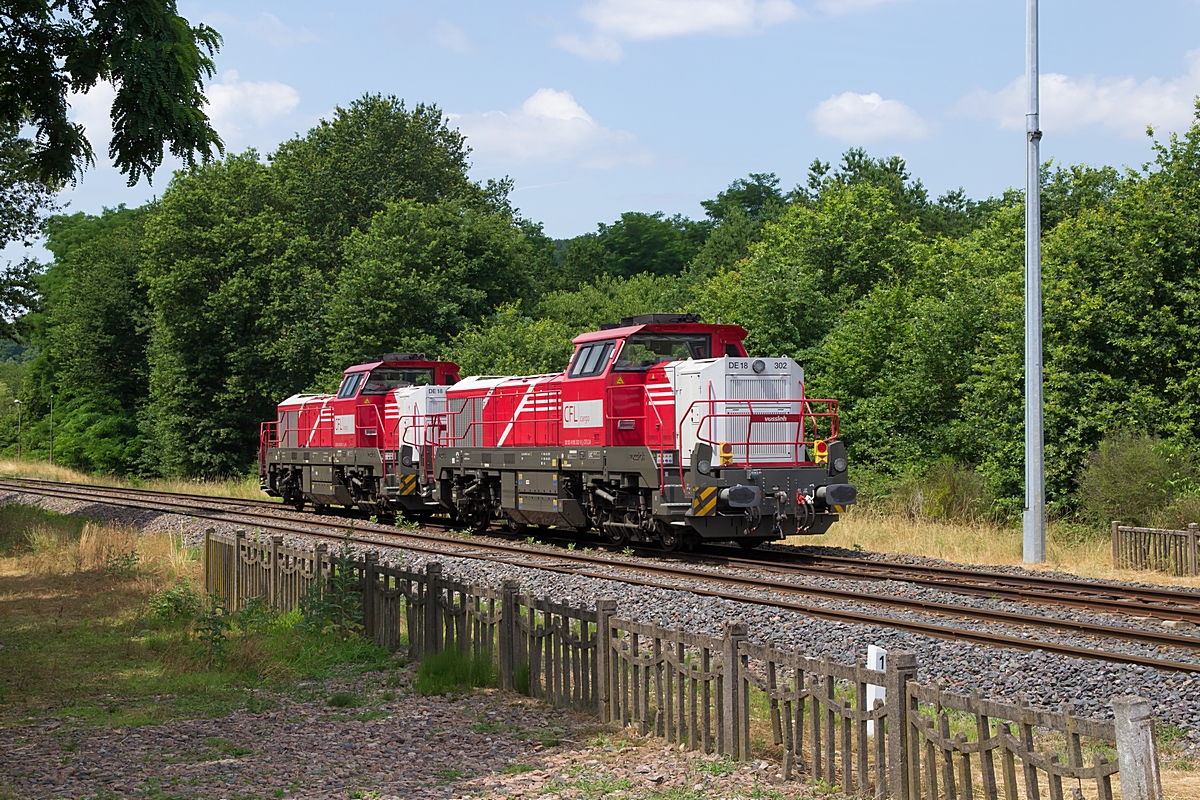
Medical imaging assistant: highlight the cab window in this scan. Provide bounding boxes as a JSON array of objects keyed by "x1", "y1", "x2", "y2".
[
  {"x1": 337, "y1": 372, "x2": 366, "y2": 398},
  {"x1": 362, "y1": 368, "x2": 434, "y2": 394},
  {"x1": 614, "y1": 333, "x2": 711, "y2": 371},
  {"x1": 568, "y1": 340, "x2": 615, "y2": 378}
]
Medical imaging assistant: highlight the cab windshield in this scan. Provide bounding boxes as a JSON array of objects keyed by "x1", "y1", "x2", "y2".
[
  {"x1": 614, "y1": 333, "x2": 711, "y2": 371},
  {"x1": 362, "y1": 368, "x2": 434, "y2": 394}
]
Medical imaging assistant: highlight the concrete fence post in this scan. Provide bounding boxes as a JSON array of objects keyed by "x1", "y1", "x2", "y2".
[
  {"x1": 232, "y1": 529, "x2": 246, "y2": 611},
  {"x1": 721, "y1": 620, "x2": 749, "y2": 759},
  {"x1": 885, "y1": 650, "x2": 919, "y2": 800},
  {"x1": 1113, "y1": 696, "x2": 1162, "y2": 800},
  {"x1": 594, "y1": 599, "x2": 617, "y2": 721},
  {"x1": 425, "y1": 562, "x2": 443, "y2": 655},
  {"x1": 499, "y1": 579, "x2": 520, "y2": 691},
  {"x1": 362, "y1": 551, "x2": 378, "y2": 643}
]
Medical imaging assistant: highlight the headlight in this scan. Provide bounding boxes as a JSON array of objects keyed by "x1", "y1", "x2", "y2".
[
  {"x1": 833, "y1": 457, "x2": 847, "y2": 473},
  {"x1": 752, "y1": 359, "x2": 766, "y2": 374},
  {"x1": 697, "y1": 459, "x2": 711, "y2": 475}
]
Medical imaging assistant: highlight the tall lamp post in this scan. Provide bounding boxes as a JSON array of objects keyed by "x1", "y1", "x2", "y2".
[
  {"x1": 1024, "y1": 0, "x2": 1046, "y2": 563},
  {"x1": 13, "y1": 400, "x2": 20, "y2": 461},
  {"x1": 49, "y1": 395, "x2": 54, "y2": 466}
]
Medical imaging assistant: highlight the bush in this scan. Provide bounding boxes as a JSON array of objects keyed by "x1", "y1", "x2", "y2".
[
  {"x1": 415, "y1": 648, "x2": 496, "y2": 695},
  {"x1": 1150, "y1": 495, "x2": 1200, "y2": 531},
  {"x1": 149, "y1": 581, "x2": 200, "y2": 621},
  {"x1": 881, "y1": 460, "x2": 993, "y2": 522},
  {"x1": 1077, "y1": 431, "x2": 1193, "y2": 527}
]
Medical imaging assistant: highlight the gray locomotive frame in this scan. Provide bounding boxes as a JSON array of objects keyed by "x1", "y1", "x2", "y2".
[
  {"x1": 262, "y1": 447, "x2": 441, "y2": 517},
  {"x1": 432, "y1": 440, "x2": 857, "y2": 547}
]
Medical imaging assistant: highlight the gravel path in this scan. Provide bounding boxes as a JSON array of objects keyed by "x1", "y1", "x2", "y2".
[{"x1": 6, "y1": 489, "x2": 1200, "y2": 758}]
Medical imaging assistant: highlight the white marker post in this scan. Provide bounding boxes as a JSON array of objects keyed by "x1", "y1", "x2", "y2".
[{"x1": 866, "y1": 645, "x2": 886, "y2": 736}]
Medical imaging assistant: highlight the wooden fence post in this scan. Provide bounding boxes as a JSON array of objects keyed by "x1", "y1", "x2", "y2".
[
  {"x1": 1112, "y1": 521, "x2": 1121, "y2": 569},
  {"x1": 1113, "y1": 696, "x2": 1163, "y2": 800},
  {"x1": 721, "y1": 620, "x2": 749, "y2": 759},
  {"x1": 232, "y1": 529, "x2": 246, "y2": 611},
  {"x1": 594, "y1": 598, "x2": 617, "y2": 721},
  {"x1": 314, "y1": 542, "x2": 328, "y2": 598},
  {"x1": 269, "y1": 535, "x2": 283, "y2": 610},
  {"x1": 885, "y1": 650, "x2": 918, "y2": 800},
  {"x1": 499, "y1": 579, "x2": 519, "y2": 691},
  {"x1": 1189, "y1": 523, "x2": 1198, "y2": 577},
  {"x1": 362, "y1": 551, "x2": 378, "y2": 642},
  {"x1": 425, "y1": 562, "x2": 443, "y2": 655}
]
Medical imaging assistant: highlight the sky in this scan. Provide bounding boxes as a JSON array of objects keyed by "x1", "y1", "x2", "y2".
[{"x1": 9, "y1": 0, "x2": 1200, "y2": 262}]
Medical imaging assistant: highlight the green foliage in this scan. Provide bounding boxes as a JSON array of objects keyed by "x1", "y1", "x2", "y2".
[
  {"x1": 1077, "y1": 432, "x2": 1195, "y2": 527},
  {"x1": 325, "y1": 196, "x2": 532, "y2": 368},
  {"x1": 140, "y1": 152, "x2": 323, "y2": 476},
  {"x1": 414, "y1": 647, "x2": 497, "y2": 695},
  {"x1": 299, "y1": 538, "x2": 363, "y2": 639},
  {"x1": 0, "y1": 0, "x2": 223, "y2": 187},
  {"x1": 148, "y1": 581, "x2": 200, "y2": 621},
  {"x1": 194, "y1": 595, "x2": 231, "y2": 668},
  {"x1": 447, "y1": 304, "x2": 575, "y2": 376}
]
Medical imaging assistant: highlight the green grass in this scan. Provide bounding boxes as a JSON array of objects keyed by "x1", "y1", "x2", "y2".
[
  {"x1": 0, "y1": 505, "x2": 393, "y2": 730},
  {"x1": 414, "y1": 648, "x2": 496, "y2": 695}
]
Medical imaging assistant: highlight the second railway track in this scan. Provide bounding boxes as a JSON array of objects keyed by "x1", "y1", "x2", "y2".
[{"x1": 3, "y1": 476, "x2": 1200, "y2": 673}]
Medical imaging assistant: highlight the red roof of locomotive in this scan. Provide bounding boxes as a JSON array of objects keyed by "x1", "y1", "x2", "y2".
[{"x1": 572, "y1": 321, "x2": 749, "y2": 345}]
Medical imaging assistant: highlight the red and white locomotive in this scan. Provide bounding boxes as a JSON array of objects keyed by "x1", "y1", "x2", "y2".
[
  {"x1": 260, "y1": 315, "x2": 856, "y2": 548},
  {"x1": 259, "y1": 354, "x2": 459, "y2": 517}
]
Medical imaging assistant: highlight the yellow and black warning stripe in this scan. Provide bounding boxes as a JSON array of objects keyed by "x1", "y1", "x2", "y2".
[
  {"x1": 398, "y1": 473, "x2": 418, "y2": 496},
  {"x1": 692, "y1": 485, "x2": 718, "y2": 516}
]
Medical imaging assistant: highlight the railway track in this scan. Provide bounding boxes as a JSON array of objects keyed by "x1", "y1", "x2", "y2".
[{"x1": 3, "y1": 476, "x2": 1200, "y2": 673}]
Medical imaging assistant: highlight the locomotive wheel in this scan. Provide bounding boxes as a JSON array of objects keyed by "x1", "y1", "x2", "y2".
[
  {"x1": 503, "y1": 515, "x2": 527, "y2": 534},
  {"x1": 601, "y1": 524, "x2": 626, "y2": 546},
  {"x1": 658, "y1": 523, "x2": 682, "y2": 552}
]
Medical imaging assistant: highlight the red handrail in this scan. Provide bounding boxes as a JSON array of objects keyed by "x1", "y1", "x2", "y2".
[{"x1": 676, "y1": 392, "x2": 839, "y2": 468}]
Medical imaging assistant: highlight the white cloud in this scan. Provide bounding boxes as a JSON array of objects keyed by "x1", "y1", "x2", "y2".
[
  {"x1": 206, "y1": 71, "x2": 301, "y2": 143},
  {"x1": 68, "y1": 82, "x2": 118, "y2": 153},
  {"x1": 202, "y1": 12, "x2": 316, "y2": 48},
  {"x1": 811, "y1": 91, "x2": 929, "y2": 143},
  {"x1": 958, "y1": 50, "x2": 1200, "y2": 138},
  {"x1": 433, "y1": 20, "x2": 471, "y2": 53},
  {"x1": 812, "y1": 0, "x2": 910, "y2": 15},
  {"x1": 449, "y1": 88, "x2": 650, "y2": 168},
  {"x1": 558, "y1": 0, "x2": 798, "y2": 60}
]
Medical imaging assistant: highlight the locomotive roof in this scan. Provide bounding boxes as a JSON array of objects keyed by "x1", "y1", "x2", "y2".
[
  {"x1": 343, "y1": 358, "x2": 457, "y2": 374},
  {"x1": 572, "y1": 321, "x2": 748, "y2": 345}
]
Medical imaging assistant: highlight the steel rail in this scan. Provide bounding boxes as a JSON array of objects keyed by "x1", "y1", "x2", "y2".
[
  {"x1": 5, "y1": 476, "x2": 1200, "y2": 622},
  {"x1": 2, "y1": 478, "x2": 1198, "y2": 673}
]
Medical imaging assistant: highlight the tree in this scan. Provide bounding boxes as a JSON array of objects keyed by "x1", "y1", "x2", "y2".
[
  {"x1": 701, "y1": 172, "x2": 784, "y2": 222},
  {"x1": 140, "y1": 153, "x2": 323, "y2": 476},
  {"x1": 324, "y1": 198, "x2": 533, "y2": 373},
  {"x1": 598, "y1": 212, "x2": 711, "y2": 278},
  {"x1": 0, "y1": 0, "x2": 223, "y2": 187},
  {"x1": 271, "y1": 95, "x2": 480, "y2": 257}
]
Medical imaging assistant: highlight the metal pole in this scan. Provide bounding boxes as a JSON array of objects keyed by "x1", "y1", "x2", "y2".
[
  {"x1": 1023, "y1": 0, "x2": 1046, "y2": 563},
  {"x1": 49, "y1": 395, "x2": 54, "y2": 466},
  {"x1": 14, "y1": 401, "x2": 20, "y2": 461}
]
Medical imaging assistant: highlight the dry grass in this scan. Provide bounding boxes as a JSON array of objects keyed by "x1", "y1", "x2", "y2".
[
  {"x1": 0, "y1": 458, "x2": 267, "y2": 501},
  {"x1": 796, "y1": 508, "x2": 1200, "y2": 589}
]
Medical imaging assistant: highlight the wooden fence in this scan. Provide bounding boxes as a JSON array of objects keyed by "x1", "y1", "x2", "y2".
[
  {"x1": 204, "y1": 529, "x2": 1164, "y2": 800},
  {"x1": 1112, "y1": 521, "x2": 1199, "y2": 576}
]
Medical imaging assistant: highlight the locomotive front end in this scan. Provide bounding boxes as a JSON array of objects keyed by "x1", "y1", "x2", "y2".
[{"x1": 669, "y1": 355, "x2": 856, "y2": 545}]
